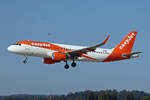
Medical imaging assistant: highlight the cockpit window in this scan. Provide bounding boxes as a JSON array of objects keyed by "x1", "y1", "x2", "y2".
[{"x1": 13, "y1": 43, "x2": 21, "y2": 46}]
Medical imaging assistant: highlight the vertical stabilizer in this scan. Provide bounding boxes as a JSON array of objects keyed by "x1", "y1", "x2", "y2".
[{"x1": 104, "y1": 31, "x2": 138, "y2": 62}]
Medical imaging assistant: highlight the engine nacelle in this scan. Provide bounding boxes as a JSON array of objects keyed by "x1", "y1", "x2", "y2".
[
  {"x1": 52, "y1": 52, "x2": 66, "y2": 61},
  {"x1": 43, "y1": 58, "x2": 56, "y2": 64},
  {"x1": 44, "y1": 52, "x2": 66, "y2": 64},
  {"x1": 47, "y1": 52, "x2": 67, "y2": 61}
]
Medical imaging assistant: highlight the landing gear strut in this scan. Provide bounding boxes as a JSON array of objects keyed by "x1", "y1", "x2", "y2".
[
  {"x1": 71, "y1": 61, "x2": 77, "y2": 67},
  {"x1": 23, "y1": 56, "x2": 28, "y2": 64},
  {"x1": 64, "y1": 61, "x2": 69, "y2": 69}
]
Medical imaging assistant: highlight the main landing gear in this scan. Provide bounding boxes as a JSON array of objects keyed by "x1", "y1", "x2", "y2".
[
  {"x1": 71, "y1": 61, "x2": 76, "y2": 67},
  {"x1": 64, "y1": 61, "x2": 77, "y2": 69},
  {"x1": 23, "y1": 56, "x2": 28, "y2": 64}
]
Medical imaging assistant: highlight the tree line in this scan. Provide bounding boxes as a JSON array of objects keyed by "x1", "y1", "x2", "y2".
[{"x1": 2, "y1": 90, "x2": 150, "y2": 100}]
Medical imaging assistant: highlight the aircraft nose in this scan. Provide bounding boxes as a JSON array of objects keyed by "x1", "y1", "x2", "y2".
[{"x1": 8, "y1": 45, "x2": 16, "y2": 53}]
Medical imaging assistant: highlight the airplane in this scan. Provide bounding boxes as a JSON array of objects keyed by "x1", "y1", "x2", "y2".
[{"x1": 8, "y1": 31, "x2": 141, "y2": 69}]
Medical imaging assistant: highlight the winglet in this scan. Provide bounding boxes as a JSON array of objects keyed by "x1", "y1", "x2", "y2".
[{"x1": 103, "y1": 34, "x2": 110, "y2": 44}]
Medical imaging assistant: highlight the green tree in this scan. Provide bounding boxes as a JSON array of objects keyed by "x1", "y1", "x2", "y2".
[
  {"x1": 137, "y1": 96, "x2": 141, "y2": 100},
  {"x1": 87, "y1": 92, "x2": 97, "y2": 100},
  {"x1": 142, "y1": 96, "x2": 150, "y2": 100},
  {"x1": 126, "y1": 92, "x2": 134, "y2": 100}
]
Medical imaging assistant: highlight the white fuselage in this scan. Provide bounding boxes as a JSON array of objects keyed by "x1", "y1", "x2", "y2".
[{"x1": 8, "y1": 43, "x2": 113, "y2": 62}]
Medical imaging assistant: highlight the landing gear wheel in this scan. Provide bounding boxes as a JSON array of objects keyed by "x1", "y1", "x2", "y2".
[
  {"x1": 71, "y1": 62, "x2": 76, "y2": 67},
  {"x1": 64, "y1": 64, "x2": 69, "y2": 69},
  {"x1": 23, "y1": 56, "x2": 28, "y2": 64},
  {"x1": 23, "y1": 60, "x2": 27, "y2": 64},
  {"x1": 64, "y1": 60, "x2": 69, "y2": 69}
]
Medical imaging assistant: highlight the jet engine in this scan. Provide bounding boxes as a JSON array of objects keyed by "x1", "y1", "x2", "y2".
[
  {"x1": 44, "y1": 52, "x2": 67, "y2": 64},
  {"x1": 43, "y1": 58, "x2": 56, "y2": 64},
  {"x1": 50, "y1": 52, "x2": 66, "y2": 61}
]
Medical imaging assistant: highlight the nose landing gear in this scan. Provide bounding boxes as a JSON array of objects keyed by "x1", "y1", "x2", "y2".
[{"x1": 23, "y1": 56, "x2": 28, "y2": 64}]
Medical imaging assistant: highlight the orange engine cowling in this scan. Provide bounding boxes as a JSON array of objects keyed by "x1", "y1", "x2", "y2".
[
  {"x1": 43, "y1": 58, "x2": 56, "y2": 64},
  {"x1": 43, "y1": 52, "x2": 67, "y2": 64},
  {"x1": 52, "y1": 52, "x2": 66, "y2": 61}
]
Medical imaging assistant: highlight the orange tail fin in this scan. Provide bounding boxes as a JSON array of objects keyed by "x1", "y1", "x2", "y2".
[
  {"x1": 104, "y1": 31, "x2": 138, "y2": 62},
  {"x1": 115, "y1": 31, "x2": 137, "y2": 54}
]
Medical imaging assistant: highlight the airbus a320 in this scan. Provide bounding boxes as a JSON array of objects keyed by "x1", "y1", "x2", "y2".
[{"x1": 8, "y1": 31, "x2": 141, "y2": 69}]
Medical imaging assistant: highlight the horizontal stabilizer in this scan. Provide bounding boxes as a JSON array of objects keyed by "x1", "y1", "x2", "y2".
[{"x1": 122, "y1": 52, "x2": 142, "y2": 58}]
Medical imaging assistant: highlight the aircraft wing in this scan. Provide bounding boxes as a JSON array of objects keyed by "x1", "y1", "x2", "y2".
[{"x1": 65, "y1": 34, "x2": 110, "y2": 57}]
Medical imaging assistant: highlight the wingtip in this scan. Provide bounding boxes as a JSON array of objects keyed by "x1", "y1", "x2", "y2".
[{"x1": 104, "y1": 34, "x2": 110, "y2": 44}]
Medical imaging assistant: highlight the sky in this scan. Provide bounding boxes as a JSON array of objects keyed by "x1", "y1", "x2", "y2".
[{"x1": 0, "y1": 0, "x2": 150, "y2": 96}]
